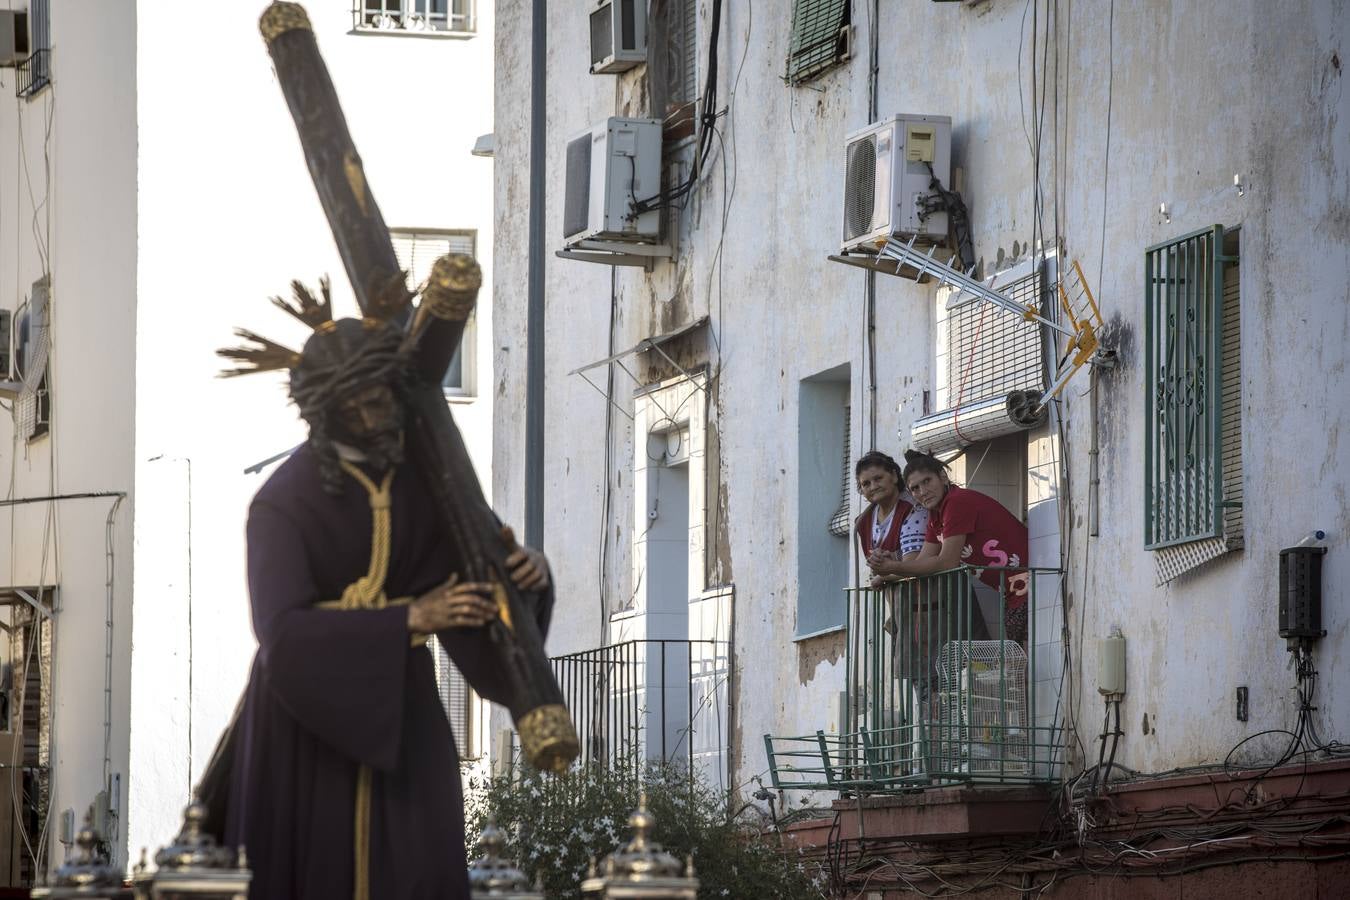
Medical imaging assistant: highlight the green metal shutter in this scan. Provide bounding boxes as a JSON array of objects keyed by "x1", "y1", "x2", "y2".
[
  {"x1": 786, "y1": 0, "x2": 850, "y2": 85},
  {"x1": 1144, "y1": 225, "x2": 1231, "y2": 550}
]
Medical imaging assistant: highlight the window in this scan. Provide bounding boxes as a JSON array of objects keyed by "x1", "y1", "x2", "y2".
[
  {"x1": 428, "y1": 636, "x2": 476, "y2": 758},
  {"x1": 390, "y1": 229, "x2": 477, "y2": 396},
  {"x1": 16, "y1": 0, "x2": 49, "y2": 98},
  {"x1": 912, "y1": 256, "x2": 1051, "y2": 455},
  {"x1": 1144, "y1": 226, "x2": 1242, "y2": 580},
  {"x1": 353, "y1": 0, "x2": 474, "y2": 34},
  {"x1": 14, "y1": 278, "x2": 51, "y2": 442},
  {"x1": 785, "y1": 0, "x2": 851, "y2": 86},
  {"x1": 796, "y1": 364, "x2": 850, "y2": 637},
  {"x1": 666, "y1": 0, "x2": 698, "y2": 110}
]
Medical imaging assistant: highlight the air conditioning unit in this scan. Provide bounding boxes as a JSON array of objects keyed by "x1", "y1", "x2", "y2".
[
  {"x1": 563, "y1": 117, "x2": 662, "y2": 247},
  {"x1": 841, "y1": 114, "x2": 952, "y2": 254},
  {"x1": 590, "y1": 0, "x2": 646, "y2": 74},
  {"x1": 0, "y1": 10, "x2": 30, "y2": 67}
]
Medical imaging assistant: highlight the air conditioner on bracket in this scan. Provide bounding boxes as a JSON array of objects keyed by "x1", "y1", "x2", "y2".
[
  {"x1": 590, "y1": 0, "x2": 646, "y2": 74},
  {"x1": 841, "y1": 114, "x2": 952, "y2": 254},
  {"x1": 562, "y1": 117, "x2": 662, "y2": 247},
  {"x1": 0, "y1": 10, "x2": 30, "y2": 67}
]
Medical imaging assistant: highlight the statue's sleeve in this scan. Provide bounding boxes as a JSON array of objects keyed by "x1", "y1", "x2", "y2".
[{"x1": 247, "y1": 500, "x2": 411, "y2": 772}]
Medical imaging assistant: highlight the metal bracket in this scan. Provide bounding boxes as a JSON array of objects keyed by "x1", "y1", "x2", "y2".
[
  {"x1": 827, "y1": 250, "x2": 939, "y2": 282},
  {"x1": 556, "y1": 239, "x2": 673, "y2": 271},
  {"x1": 15, "y1": 588, "x2": 54, "y2": 619}
]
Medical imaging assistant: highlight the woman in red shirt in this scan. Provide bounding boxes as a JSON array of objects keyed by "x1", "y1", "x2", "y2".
[{"x1": 868, "y1": 450, "x2": 1030, "y2": 644}]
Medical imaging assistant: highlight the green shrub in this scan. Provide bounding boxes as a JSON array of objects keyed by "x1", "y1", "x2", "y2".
[{"x1": 464, "y1": 762, "x2": 823, "y2": 899}]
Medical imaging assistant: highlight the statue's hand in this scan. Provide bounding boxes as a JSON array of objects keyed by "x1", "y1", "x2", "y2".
[
  {"x1": 408, "y1": 575, "x2": 498, "y2": 633},
  {"x1": 501, "y1": 525, "x2": 550, "y2": 593}
]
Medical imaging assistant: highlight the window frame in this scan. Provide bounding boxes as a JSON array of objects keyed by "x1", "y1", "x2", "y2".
[
  {"x1": 785, "y1": 0, "x2": 852, "y2": 86},
  {"x1": 351, "y1": 0, "x2": 476, "y2": 37},
  {"x1": 389, "y1": 227, "x2": 478, "y2": 399},
  {"x1": 1143, "y1": 224, "x2": 1238, "y2": 550}
]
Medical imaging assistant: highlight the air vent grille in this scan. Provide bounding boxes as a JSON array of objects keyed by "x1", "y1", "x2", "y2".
[
  {"x1": 590, "y1": 5, "x2": 613, "y2": 68},
  {"x1": 844, "y1": 134, "x2": 877, "y2": 242},
  {"x1": 563, "y1": 133, "x2": 594, "y2": 239}
]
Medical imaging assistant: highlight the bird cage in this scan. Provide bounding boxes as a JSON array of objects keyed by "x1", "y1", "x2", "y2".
[{"x1": 936, "y1": 640, "x2": 1029, "y2": 775}]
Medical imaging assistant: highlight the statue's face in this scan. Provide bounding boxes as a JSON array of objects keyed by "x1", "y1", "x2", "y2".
[{"x1": 331, "y1": 381, "x2": 402, "y2": 449}]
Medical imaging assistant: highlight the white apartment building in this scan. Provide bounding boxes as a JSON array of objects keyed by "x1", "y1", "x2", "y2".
[
  {"x1": 0, "y1": 0, "x2": 495, "y2": 882},
  {"x1": 492, "y1": 0, "x2": 1350, "y2": 888}
]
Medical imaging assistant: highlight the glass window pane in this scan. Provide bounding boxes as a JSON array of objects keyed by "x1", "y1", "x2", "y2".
[{"x1": 442, "y1": 342, "x2": 464, "y2": 391}]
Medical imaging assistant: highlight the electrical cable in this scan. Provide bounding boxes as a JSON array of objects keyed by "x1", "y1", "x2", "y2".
[{"x1": 632, "y1": 0, "x2": 725, "y2": 215}]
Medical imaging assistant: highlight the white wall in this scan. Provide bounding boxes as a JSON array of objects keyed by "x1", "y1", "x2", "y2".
[
  {"x1": 494, "y1": 0, "x2": 1350, "y2": 796},
  {"x1": 0, "y1": 0, "x2": 140, "y2": 871}
]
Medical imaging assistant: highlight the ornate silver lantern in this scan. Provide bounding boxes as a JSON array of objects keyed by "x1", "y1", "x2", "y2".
[
  {"x1": 31, "y1": 816, "x2": 132, "y2": 900},
  {"x1": 130, "y1": 800, "x2": 250, "y2": 900},
  {"x1": 467, "y1": 819, "x2": 544, "y2": 899},
  {"x1": 579, "y1": 795, "x2": 699, "y2": 899}
]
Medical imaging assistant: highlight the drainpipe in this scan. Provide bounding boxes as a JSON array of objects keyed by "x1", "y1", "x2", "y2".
[
  {"x1": 864, "y1": 0, "x2": 880, "y2": 448},
  {"x1": 525, "y1": 0, "x2": 547, "y2": 549}
]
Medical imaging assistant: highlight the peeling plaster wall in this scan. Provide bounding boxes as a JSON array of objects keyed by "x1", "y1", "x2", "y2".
[{"x1": 494, "y1": 0, "x2": 1350, "y2": 791}]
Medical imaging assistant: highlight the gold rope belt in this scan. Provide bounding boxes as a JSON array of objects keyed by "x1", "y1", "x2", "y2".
[{"x1": 313, "y1": 460, "x2": 425, "y2": 900}]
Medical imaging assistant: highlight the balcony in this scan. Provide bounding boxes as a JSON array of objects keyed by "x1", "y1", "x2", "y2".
[
  {"x1": 766, "y1": 566, "x2": 1065, "y2": 795},
  {"x1": 15, "y1": 49, "x2": 50, "y2": 99},
  {"x1": 550, "y1": 639, "x2": 730, "y2": 788}
]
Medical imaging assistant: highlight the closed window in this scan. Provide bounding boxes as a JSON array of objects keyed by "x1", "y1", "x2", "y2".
[
  {"x1": 428, "y1": 636, "x2": 476, "y2": 758},
  {"x1": 390, "y1": 229, "x2": 477, "y2": 396},
  {"x1": 354, "y1": 0, "x2": 474, "y2": 34},
  {"x1": 1144, "y1": 226, "x2": 1243, "y2": 581}
]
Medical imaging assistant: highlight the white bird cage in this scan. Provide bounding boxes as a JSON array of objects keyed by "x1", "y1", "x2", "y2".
[{"x1": 936, "y1": 640, "x2": 1029, "y2": 775}]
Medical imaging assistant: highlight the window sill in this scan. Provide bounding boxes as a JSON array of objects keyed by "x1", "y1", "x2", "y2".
[
  {"x1": 444, "y1": 391, "x2": 478, "y2": 405},
  {"x1": 792, "y1": 624, "x2": 846, "y2": 643},
  {"x1": 349, "y1": 27, "x2": 476, "y2": 40}
]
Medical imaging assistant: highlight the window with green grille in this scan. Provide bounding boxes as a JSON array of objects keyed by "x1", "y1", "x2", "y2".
[
  {"x1": 1144, "y1": 225, "x2": 1241, "y2": 551},
  {"x1": 786, "y1": 0, "x2": 851, "y2": 85}
]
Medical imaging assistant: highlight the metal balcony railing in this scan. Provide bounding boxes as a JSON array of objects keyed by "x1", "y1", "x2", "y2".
[
  {"x1": 766, "y1": 566, "x2": 1066, "y2": 794},
  {"x1": 550, "y1": 639, "x2": 730, "y2": 787},
  {"x1": 15, "y1": 50, "x2": 51, "y2": 99}
]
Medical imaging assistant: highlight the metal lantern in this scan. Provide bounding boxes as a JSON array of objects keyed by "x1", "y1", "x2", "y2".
[
  {"x1": 579, "y1": 795, "x2": 699, "y2": 900},
  {"x1": 467, "y1": 819, "x2": 544, "y2": 899},
  {"x1": 32, "y1": 816, "x2": 132, "y2": 900},
  {"x1": 130, "y1": 800, "x2": 250, "y2": 900}
]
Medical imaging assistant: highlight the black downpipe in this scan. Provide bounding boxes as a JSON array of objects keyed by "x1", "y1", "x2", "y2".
[{"x1": 525, "y1": 0, "x2": 547, "y2": 549}]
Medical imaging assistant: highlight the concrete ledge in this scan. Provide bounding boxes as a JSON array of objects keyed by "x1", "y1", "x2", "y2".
[{"x1": 831, "y1": 784, "x2": 1053, "y2": 841}]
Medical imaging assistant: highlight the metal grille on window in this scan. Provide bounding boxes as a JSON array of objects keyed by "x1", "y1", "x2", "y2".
[
  {"x1": 355, "y1": 0, "x2": 473, "y2": 33},
  {"x1": 665, "y1": 0, "x2": 698, "y2": 107},
  {"x1": 1148, "y1": 227, "x2": 1242, "y2": 583},
  {"x1": 786, "y1": 0, "x2": 851, "y2": 85},
  {"x1": 428, "y1": 636, "x2": 473, "y2": 758},
  {"x1": 828, "y1": 406, "x2": 852, "y2": 536},
  {"x1": 15, "y1": 278, "x2": 51, "y2": 441},
  {"x1": 911, "y1": 259, "x2": 1051, "y2": 455},
  {"x1": 391, "y1": 230, "x2": 476, "y2": 392}
]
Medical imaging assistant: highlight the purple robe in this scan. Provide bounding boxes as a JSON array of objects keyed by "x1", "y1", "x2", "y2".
[{"x1": 224, "y1": 444, "x2": 508, "y2": 899}]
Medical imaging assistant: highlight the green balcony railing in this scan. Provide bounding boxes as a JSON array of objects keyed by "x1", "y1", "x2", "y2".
[{"x1": 766, "y1": 566, "x2": 1066, "y2": 794}]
